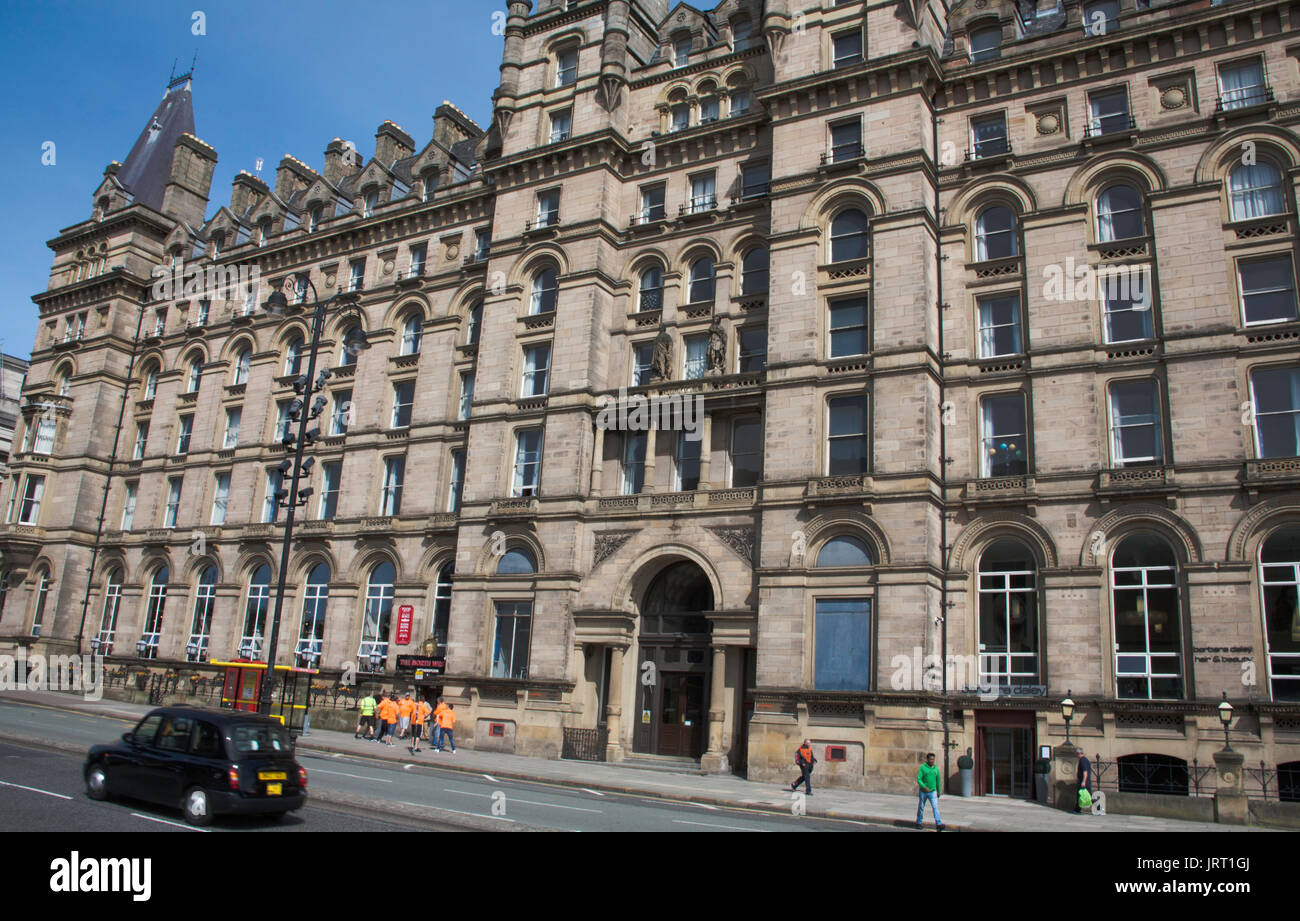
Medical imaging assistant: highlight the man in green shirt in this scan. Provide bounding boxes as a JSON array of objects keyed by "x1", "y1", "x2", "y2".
[
  {"x1": 915, "y1": 752, "x2": 944, "y2": 830},
  {"x1": 355, "y1": 693, "x2": 378, "y2": 740}
]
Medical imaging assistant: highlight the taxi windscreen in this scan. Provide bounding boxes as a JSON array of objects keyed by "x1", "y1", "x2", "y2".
[{"x1": 229, "y1": 723, "x2": 292, "y2": 755}]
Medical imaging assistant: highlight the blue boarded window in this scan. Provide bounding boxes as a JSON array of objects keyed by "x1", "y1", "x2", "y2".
[
  {"x1": 497, "y1": 546, "x2": 537, "y2": 575},
  {"x1": 814, "y1": 598, "x2": 872, "y2": 690}
]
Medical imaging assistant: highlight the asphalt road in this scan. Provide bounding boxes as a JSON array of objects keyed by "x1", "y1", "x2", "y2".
[{"x1": 0, "y1": 697, "x2": 892, "y2": 832}]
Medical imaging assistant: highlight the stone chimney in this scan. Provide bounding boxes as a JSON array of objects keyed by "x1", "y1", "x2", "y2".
[
  {"x1": 323, "y1": 138, "x2": 361, "y2": 186},
  {"x1": 160, "y1": 134, "x2": 218, "y2": 229},
  {"x1": 374, "y1": 121, "x2": 415, "y2": 166},
  {"x1": 274, "y1": 155, "x2": 319, "y2": 201},
  {"x1": 230, "y1": 171, "x2": 269, "y2": 219}
]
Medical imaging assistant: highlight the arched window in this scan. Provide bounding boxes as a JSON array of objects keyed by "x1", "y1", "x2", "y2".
[
  {"x1": 297, "y1": 561, "x2": 330, "y2": 668},
  {"x1": 257, "y1": 219, "x2": 272, "y2": 247},
  {"x1": 688, "y1": 256, "x2": 715, "y2": 304},
  {"x1": 1229, "y1": 162, "x2": 1286, "y2": 221},
  {"x1": 531, "y1": 267, "x2": 558, "y2": 315},
  {"x1": 359, "y1": 560, "x2": 396, "y2": 671},
  {"x1": 433, "y1": 563, "x2": 454, "y2": 654},
  {"x1": 1111, "y1": 534, "x2": 1182, "y2": 700},
  {"x1": 143, "y1": 362, "x2": 160, "y2": 400},
  {"x1": 240, "y1": 564, "x2": 272, "y2": 659},
  {"x1": 829, "y1": 209, "x2": 869, "y2": 263},
  {"x1": 816, "y1": 535, "x2": 874, "y2": 567},
  {"x1": 639, "y1": 265, "x2": 664, "y2": 312},
  {"x1": 401, "y1": 314, "x2": 423, "y2": 355},
  {"x1": 741, "y1": 247, "x2": 769, "y2": 296},
  {"x1": 975, "y1": 206, "x2": 1018, "y2": 261},
  {"x1": 466, "y1": 300, "x2": 483, "y2": 346},
  {"x1": 186, "y1": 356, "x2": 203, "y2": 394},
  {"x1": 1096, "y1": 184, "x2": 1146, "y2": 241},
  {"x1": 187, "y1": 565, "x2": 217, "y2": 661},
  {"x1": 56, "y1": 368, "x2": 71, "y2": 397},
  {"x1": 1261, "y1": 526, "x2": 1300, "y2": 701},
  {"x1": 97, "y1": 567, "x2": 123, "y2": 654},
  {"x1": 978, "y1": 539, "x2": 1039, "y2": 686},
  {"x1": 232, "y1": 346, "x2": 252, "y2": 385},
  {"x1": 140, "y1": 565, "x2": 169, "y2": 658},
  {"x1": 283, "y1": 336, "x2": 304, "y2": 376},
  {"x1": 498, "y1": 546, "x2": 537, "y2": 575},
  {"x1": 30, "y1": 568, "x2": 51, "y2": 637},
  {"x1": 339, "y1": 325, "x2": 361, "y2": 367}
]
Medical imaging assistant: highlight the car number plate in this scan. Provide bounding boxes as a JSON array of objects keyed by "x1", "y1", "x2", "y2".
[
  {"x1": 258, "y1": 771, "x2": 287, "y2": 780},
  {"x1": 266, "y1": 783, "x2": 282, "y2": 796}
]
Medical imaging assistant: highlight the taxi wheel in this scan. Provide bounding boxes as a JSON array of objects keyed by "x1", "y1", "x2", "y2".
[
  {"x1": 182, "y1": 787, "x2": 215, "y2": 827},
  {"x1": 85, "y1": 764, "x2": 110, "y2": 801}
]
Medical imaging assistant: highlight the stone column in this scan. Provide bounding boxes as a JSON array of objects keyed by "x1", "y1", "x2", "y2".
[
  {"x1": 605, "y1": 644, "x2": 626, "y2": 762},
  {"x1": 642, "y1": 426, "x2": 657, "y2": 494},
  {"x1": 701, "y1": 644, "x2": 730, "y2": 773},
  {"x1": 590, "y1": 423, "x2": 605, "y2": 496},
  {"x1": 1212, "y1": 749, "x2": 1248, "y2": 825},
  {"x1": 1052, "y1": 742, "x2": 1079, "y2": 810},
  {"x1": 696, "y1": 413, "x2": 713, "y2": 490}
]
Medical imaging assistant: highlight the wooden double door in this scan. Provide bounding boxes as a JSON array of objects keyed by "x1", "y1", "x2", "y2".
[{"x1": 633, "y1": 646, "x2": 709, "y2": 758}]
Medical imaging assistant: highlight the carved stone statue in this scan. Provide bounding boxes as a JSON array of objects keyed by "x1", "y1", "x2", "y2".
[
  {"x1": 650, "y1": 327, "x2": 673, "y2": 382},
  {"x1": 706, "y1": 318, "x2": 727, "y2": 375}
]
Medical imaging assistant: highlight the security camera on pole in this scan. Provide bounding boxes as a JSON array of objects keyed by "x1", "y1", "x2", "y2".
[{"x1": 255, "y1": 274, "x2": 367, "y2": 719}]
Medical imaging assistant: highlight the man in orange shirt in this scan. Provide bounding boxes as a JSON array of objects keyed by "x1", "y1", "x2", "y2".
[
  {"x1": 431, "y1": 696, "x2": 448, "y2": 752},
  {"x1": 411, "y1": 697, "x2": 432, "y2": 754},
  {"x1": 435, "y1": 702, "x2": 456, "y2": 754},
  {"x1": 376, "y1": 693, "x2": 399, "y2": 746},
  {"x1": 396, "y1": 693, "x2": 417, "y2": 740}
]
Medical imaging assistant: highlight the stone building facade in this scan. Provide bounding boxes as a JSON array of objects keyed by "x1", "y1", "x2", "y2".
[{"x1": 2, "y1": 0, "x2": 1300, "y2": 795}]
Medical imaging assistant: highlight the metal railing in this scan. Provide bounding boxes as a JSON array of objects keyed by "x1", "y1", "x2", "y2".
[
  {"x1": 821, "y1": 144, "x2": 865, "y2": 165},
  {"x1": 1093, "y1": 755, "x2": 1296, "y2": 801},
  {"x1": 562, "y1": 727, "x2": 608, "y2": 762},
  {"x1": 1083, "y1": 114, "x2": 1137, "y2": 138},
  {"x1": 1216, "y1": 87, "x2": 1275, "y2": 111}
]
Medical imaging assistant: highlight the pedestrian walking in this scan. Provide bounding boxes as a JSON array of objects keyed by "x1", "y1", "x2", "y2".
[
  {"x1": 355, "y1": 692, "x2": 377, "y2": 740},
  {"x1": 916, "y1": 752, "x2": 944, "y2": 830},
  {"x1": 790, "y1": 739, "x2": 816, "y2": 795},
  {"x1": 397, "y1": 693, "x2": 416, "y2": 740},
  {"x1": 412, "y1": 697, "x2": 432, "y2": 754},
  {"x1": 1073, "y1": 751, "x2": 1093, "y2": 814},
  {"x1": 436, "y1": 703, "x2": 456, "y2": 753},
  {"x1": 377, "y1": 693, "x2": 399, "y2": 745},
  {"x1": 431, "y1": 696, "x2": 447, "y2": 752}
]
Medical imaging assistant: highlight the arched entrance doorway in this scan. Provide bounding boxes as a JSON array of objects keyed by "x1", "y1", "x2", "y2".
[{"x1": 633, "y1": 561, "x2": 713, "y2": 758}]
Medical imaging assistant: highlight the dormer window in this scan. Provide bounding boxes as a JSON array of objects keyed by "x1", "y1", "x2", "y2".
[
  {"x1": 364, "y1": 189, "x2": 378, "y2": 218},
  {"x1": 732, "y1": 18, "x2": 753, "y2": 52},
  {"x1": 673, "y1": 35, "x2": 691, "y2": 68},
  {"x1": 969, "y1": 25, "x2": 1002, "y2": 63},
  {"x1": 257, "y1": 220, "x2": 272, "y2": 247},
  {"x1": 308, "y1": 206, "x2": 322, "y2": 233}
]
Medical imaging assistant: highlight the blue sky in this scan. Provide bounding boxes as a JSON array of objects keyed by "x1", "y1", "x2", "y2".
[{"x1": 0, "y1": 0, "x2": 502, "y2": 360}]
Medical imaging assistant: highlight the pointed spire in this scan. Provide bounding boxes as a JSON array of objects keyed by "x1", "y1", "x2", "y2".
[{"x1": 117, "y1": 71, "x2": 196, "y2": 212}]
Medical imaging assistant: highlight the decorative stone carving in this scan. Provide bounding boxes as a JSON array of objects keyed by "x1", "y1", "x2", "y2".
[
  {"x1": 1160, "y1": 86, "x2": 1187, "y2": 110},
  {"x1": 706, "y1": 318, "x2": 726, "y2": 375},
  {"x1": 593, "y1": 531, "x2": 634, "y2": 568},
  {"x1": 707, "y1": 526, "x2": 755, "y2": 566},
  {"x1": 650, "y1": 327, "x2": 672, "y2": 382},
  {"x1": 1036, "y1": 112, "x2": 1060, "y2": 135}
]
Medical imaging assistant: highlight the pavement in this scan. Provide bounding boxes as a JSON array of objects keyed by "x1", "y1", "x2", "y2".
[{"x1": 0, "y1": 688, "x2": 1264, "y2": 832}]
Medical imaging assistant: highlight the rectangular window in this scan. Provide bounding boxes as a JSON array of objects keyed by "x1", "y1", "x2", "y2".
[
  {"x1": 829, "y1": 296, "x2": 869, "y2": 358},
  {"x1": 832, "y1": 30, "x2": 863, "y2": 68},
  {"x1": 828, "y1": 395, "x2": 870, "y2": 476},
  {"x1": 363, "y1": 190, "x2": 378, "y2": 218},
  {"x1": 32, "y1": 415, "x2": 56, "y2": 455},
  {"x1": 492, "y1": 601, "x2": 532, "y2": 679},
  {"x1": 977, "y1": 293, "x2": 1023, "y2": 358},
  {"x1": 408, "y1": 243, "x2": 426, "y2": 277},
  {"x1": 448, "y1": 449, "x2": 466, "y2": 513},
  {"x1": 671, "y1": 104, "x2": 690, "y2": 132},
  {"x1": 621, "y1": 432, "x2": 647, "y2": 495},
  {"x1": 730, "y1": 416, "x2": 762, "y2": 487},
  {"x1": 319, "y1": 461, "x2": 341, "y2": 520},
  {"x1": 1251, "y1": 366, "x2": 1300, "y2": 459},
  {"x1": 121, "y1": 481, "x2": 138, "y2": 530},
  {"x1": 536, "y1": 189, "x2": 560, "y2": 227},
  {"x1": 673, "y1": 36, "x2": 691, "y2": 68},
  {"x1": 474, "y1": 228, "x2": 491, "y2": 261},
  {"x1": 684, "y1": 335, "x2": 708, "y2": 380},
  {"x1": 971, "y1": 113, "x2": 1009, "y2": 158},
  {"x1": 5, "y1": 479, "x2": 17, "y2": 523},
  {"x1": 814, "y1": 598, "x2": 872, "y2": 691},
  {"x1": 512, "y1": 428, "x2": 542, "y2": 497},
  {"x1": 522, "y1": 343, "x2": 552, "y2": 397},
  {"x1": 223, "y1": 408, "x2": 241, "y2": 449},
  {"x1": 176, "y1": 416, "x2": 193, "y2": 455},
  {"x1": 154, "y1": 309, "x2": 166, "y2": 336},
  {"x1": 699, "y1": 95, "x2": 719, "y2": 123},
  {"x1": 1218, "y1": 57, "x2": 1269, "y2": 110},
  {"x1": 830, "y1": 121, "x2": 862, "y2": 163},
  {"x1": 18, "y1": 475, "x2": 45, "y2": 525},
  {"x1": 263, "y1": 469, "x2": 282, "y2": 523},
  {"x1": 164, "y1": 476, "x2": 182, "y2": 528},
  {"x1": 459, "y1": 372, "x2": 475, "y2": 420},
  {"x1": 676, "y1": 432, "x2": 702, "y2": 492},
  {"x1": 211, "y1": 472, "x2": 230, "y2": 525},
  {"x1": 689, "y1": 173, "x2": 716, "y2": 213},
  {"x1": 738, "y1": 327, "x2": 767, "y2": 373},
  {"x1": 740, "y1": 162, "x2": 769, "y2": 200},
  {"x1": 1239, "y1": 256, "x2": 1299, "y2": 326},
  {"x1": 981, "y1": 393, "x2": 1029, "y2": 477},
  {"x1": 331, "y1": 391, "x2": 352, "y2": 435},
  {"x1": 730, "y1": 89, "x2": 751, "y2": 117},
  {"x1": 1102, "y1": 286, "x2": 1154, "y2": 343},
  {"x1": 348, "y1": 259, "x2": 365, "y2": 292},
  {"x1": 274, "y1": 401, "x2": 292, "y2": 442},
  {"x1": 134, "y1": 423, "x2": 149, "y2": 460},
  {"x1": 640, "y1": 184, "x2": 666, "y2": 223},
  {"x1": 633, "y1": 341, "x2": 655, "y2": 386},
  {"x1": 382, "y1": 456, "x2": 405, "y2": 515},
  {"x1": 1088, "y1": 87, "x2": 1131, "y2": 136},
  {"x1": 391, "y1": 380, "x2": 415, "y2": 429},
  {"x1": 1109, "y1": 379, "x2": 1164, "y2": 467},
  {"x1": 549, "y1": 108, "x2": 572, "y2": 143},
  {"x1": 556, "y1": 48, "x2": 578, "y2": 87}
]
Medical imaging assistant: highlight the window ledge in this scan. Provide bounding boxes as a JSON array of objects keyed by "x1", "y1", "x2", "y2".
[
  {"x1": 1226, "y1": 215, "x2": 1293, "y2": 241},
  {"x1": 805, "y1": 474, "x2": 874, "y2": 505},
  {"x1": 967, "y1": 255, "x2": 1023, "y2": 280},
  {"x1": 1096, "y1": 466, "x2": 1176, "y2": 502},
  {"x1": 1241, "y1": 320, "x2": 1300, "y2": 343},
  {"x1": 1244, "y1": 457, "x2": 1300, "y2": 495},
  {"x1": 1088, "y1": 237, "x2": 1151, "y2": 261},
  {"x1": 962, "y1": 475, "x2": 1036, "y2": 510}
]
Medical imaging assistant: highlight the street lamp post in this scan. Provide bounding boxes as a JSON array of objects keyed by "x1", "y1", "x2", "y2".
[
  {"x1": 255, "y1": 276, "x2": 364, "y2": 718},
  {"x1": 1218, "y1": 692, "x2": 1234, "y2": 752},
  {"x1": 1061, "y1": 691, "x2": 1075, "y2": 747}
]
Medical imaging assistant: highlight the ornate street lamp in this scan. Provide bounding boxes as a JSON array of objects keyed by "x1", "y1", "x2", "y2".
[
  {"x1": 185, "y1": 639, "x2": 199, "y2": 662},
  {"x1": 1061, "y1": 691, "x2": 1075, "y2": 746},
  {"x1": 255, "y1": 275, "x2": 365, "y2": 717},
  {"x1": 1218, "y1": 692, "x2": 1234, "y2": 752},
  {"x1": 135, "y1": 637, "x2": 148, "y2": 659}
]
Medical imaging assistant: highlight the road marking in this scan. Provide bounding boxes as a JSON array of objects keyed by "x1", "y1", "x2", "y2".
[
  {"x1": 581, "y1": 788, "x2": 605, "y2": 796},
  {"x1": 309, "y1": 768, "x2": 392, "y2": 782},
  {"x1": 0, "y1": 779, "x2": 72, "y2": 800},
  {"x1": 482, "y1": 774, "x2": 496, "y2": 782},
  {"x1": 331, "y1": 753, "x2": 344, "y2": 759},
  {"x1": 442, "y1": 788, "x2": 600, "y2": 813},
  {"x1": 687, "y1": 802, "x2": 719, "y2": 810},
  {"x1": 673, "y1": 819, "x2": 770, "y2": 832},
  {"x1": 130, "y1": 812, "x2": 208, "y2": 832},
  {"x1": 403, "y1": 764, "x2": 415, "y2": 771},
  {"x1": 398, "y1": 800, "x2": 514, "y2": 823}
]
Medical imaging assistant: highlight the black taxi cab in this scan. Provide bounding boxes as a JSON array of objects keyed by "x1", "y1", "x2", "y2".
[{"x1": 84, "y1": 706, "x2": 307, "y2": 826}]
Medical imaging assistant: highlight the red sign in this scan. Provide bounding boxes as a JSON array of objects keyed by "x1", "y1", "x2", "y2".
[{"x1": 396, "y1": 605, "x2": 414, "y2": 646}]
